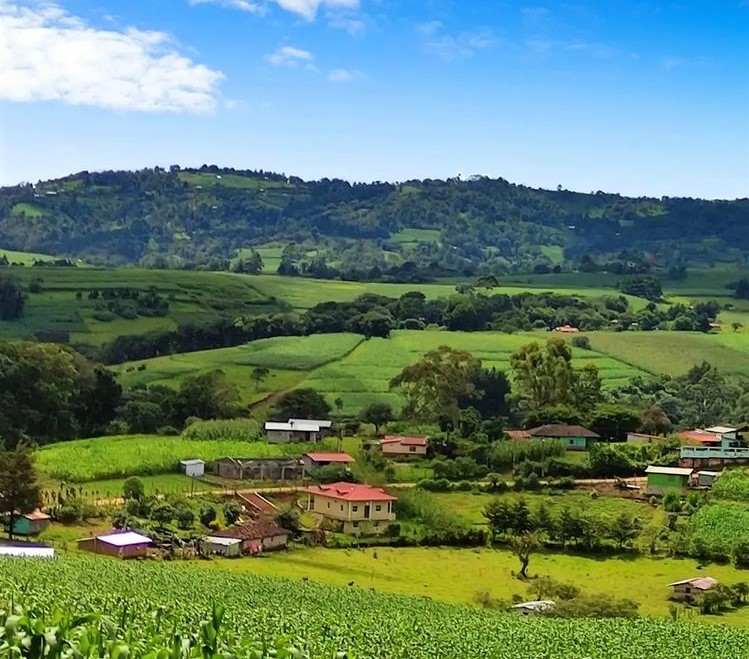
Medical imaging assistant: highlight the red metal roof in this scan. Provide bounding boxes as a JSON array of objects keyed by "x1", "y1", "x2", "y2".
[
  {"x1": 381, "y1": 435, "x2": 428, "y2": 446},
  {"x1": 24, "y1": 510, "x2": 51, "y2": 521},
  {"x1": 304, "y1": 452, "x2": 354, "y2": 463},
  {"x1": 679, "y1": 430, "x2": 721, "y2": 444},
  {"x1": 305, "y1": 482, "x2": 397, "y2": 502}
]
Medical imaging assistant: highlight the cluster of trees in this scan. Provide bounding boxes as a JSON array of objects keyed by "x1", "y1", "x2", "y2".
[
  {"x1": 2, "y1": 167, "x2": 747, "y2": 274},
  {"x1": 733, "y1": 278, "x2": 749, "y2": 300},
  {"x1": 616, "y1": 276, "x2": 663, "y2": 301},
  {"x1": 0, "y1": 276, "x2": 25, "y2": 320},
  {"x1": 83, "y1": 286, "x2": 170, "y2": 321}
]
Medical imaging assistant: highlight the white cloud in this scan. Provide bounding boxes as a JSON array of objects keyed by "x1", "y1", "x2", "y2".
[
  {"x1": 327, "y1": 11, "x2": 365, "y2": 35},
  {"x1": 265, "y1": 45, "x2": 314, "y2": 66},
  {"x1": 416, "y1": 20, "x2": 442, "y2": 35},
  {"x1": 327, "y1": 68, "x2": 362, "y2": 83},
  {"x1": 424, "y1": 29, "x2": 493, "y2": 61},
  {"x1": 0, "y1": 1, "x2": 223, "y2": 113},
  {"x1": 191, "y1": 0, "x2": 357, "y2": 20}
]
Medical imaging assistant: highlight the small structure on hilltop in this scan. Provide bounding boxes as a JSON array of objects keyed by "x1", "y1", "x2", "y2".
[
  {"x1": 554, "y1": 325, "x2": 580, "y2": 333},
  {"x1": 380, "y1": 435, "x2": 429, "y2": 458},
  {"x1": 180, "y1": 459, "x2": 205, "y2": 478},
  {"x1": 302, "y1": 452, "x2": 355, "y2": 471},
  {"x1": 305, "y1": 482, "x2": 397, "y2": 536},
  {"x1": 264, "y1": 418, "x2": 333, "y2": 443},
  {"x1": 212, "y1": 457, "x2": 303, "y2": 481},
  {"x1": 213, "y1": 517, "x2": 289, "y2": 555},
  {"x1": 668, "y1": 577, "x2": 718, "y2": 602},
  {"x1": 0, "y1": 541, "x2": 55, "y2": 559},
  {"x1": 77, "y1": 530, "x2": 152, "y2": 559},
  {"x1": 527, "y1": 424, "x2": 599, "y2": 450},
  {"x1": 645, "y1": 465, "x2": 693, "y2": 494},
  {"x1": 1, "y1": 510, "x2": 51, "y2": 537},
  {"x1": 511, "y1": 600, "x2": 556, "y2": 616},
  {"x1": 201, "y1": 536, "x2": 242, "y2": 558}
]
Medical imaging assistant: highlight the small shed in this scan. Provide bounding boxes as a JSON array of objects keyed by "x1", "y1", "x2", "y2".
[
  {"x1": 668, "y1": 577, "x2": 718, "y2": 602},
  {"x1": 697, "y1": 470, "x2": 720, "y2": 488},
  {"x1": 2, "y1": 510, "x2": 51, "y2": 536},
  {"x1": 180, "y1": 459, "x2": 206, "y2": 478},
  {"x1": 511, "y1": 600, "x2": 556, "y2": 616},
  {"x1": 77, "y1": 530, "x2": 152, "y2": 559},
  {"x1": 645, "y1": 465, "x2": 693, "y2": 494},
  {"x1": 302, "y1": 452, "x2": 355, "y2": 471},
  {"x1": 202, "y1": 536, "x2": 242, "y2": 558},
  {"x1": 0, "y1": 541, "x2": 55, "y2": 559}
]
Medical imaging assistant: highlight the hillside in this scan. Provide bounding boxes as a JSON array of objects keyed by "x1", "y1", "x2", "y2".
[{"x1": 1, "y1": 166, "x2": 747, "y2": 275}]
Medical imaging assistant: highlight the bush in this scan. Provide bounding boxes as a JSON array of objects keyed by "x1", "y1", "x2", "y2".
[
  {"x1": 158, "y1": 425, "x2": 180, "y2": 436},
  {"x1": 91, "y1": 310, "x2": 117, "y2": 322},
  {"x1": 311, "y1": 464, "x2": 358, "y2": 484},
  {"x1": 182, "y1": 418, "x2": 261, "y2": 441},
  {"x1": 416, "y1": 478, "x2": 452, "y2": 492},
  {"x1": 571, "y1": 336, "x2": 591, "y2": 350}
]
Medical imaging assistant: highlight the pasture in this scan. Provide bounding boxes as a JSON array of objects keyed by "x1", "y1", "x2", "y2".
[{"x1": 0, "y1": 245, "x2": 60, "y2": 264}]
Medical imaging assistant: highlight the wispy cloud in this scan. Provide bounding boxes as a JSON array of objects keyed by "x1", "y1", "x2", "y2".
[
  {"x1": 327, "y1": 9, "x2": 365, "y2": 35},
  {"x1": 416, "y1": 20, "x2": 442, "y2": 36},
  {"x1": 191, "y1": 0, "x2": 358, "y2": 20},
  {"x1": 0, "y1": 0, "x2": 223, "y2": 113},
  {"x1": 264, "y1": 45, "x2": 314, "y2": 66},
  {"x1": 327, "y1": 68, "x2": 363, "y2": 83},
  {"x1": 424, "y1": 28, "x2": 494, "y2": 61},
  {"x1": 660, "y1": 55, "x2": 712, "y2": 73}
]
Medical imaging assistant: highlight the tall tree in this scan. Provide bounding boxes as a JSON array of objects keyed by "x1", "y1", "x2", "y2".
[
  {"x1": 173, "y1": 370, "x2": 241, "y2": 423},
  {"x1": 510, "y1": 531, "x2": 544, "y2": 579},
  {"x1": 0, "y1": 446, "x2": 42, "y2": 540},
  {"x1": 250, "y1": 366, "x2": 270, "y2": 391},
  {"x1": 390, "y1": 345, "x2": 481, "y2": 424},
  {"x1": 0, "y1": 276, "x2": 25, "y2": 320},
  {"x1": 359, "y1": 402, "x2": 394, "y2": 435},
  {"x1": 271, "y1": 388, "x2": 331, "y2": 420}
]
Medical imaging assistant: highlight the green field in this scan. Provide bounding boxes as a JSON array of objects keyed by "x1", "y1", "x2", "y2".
[
  {"x1": 0, "y1": 245, "x2": 61, "y2": 264},
  {"x1": 177, "y1": 171, "x2": 291, "y2": 190},
  {"x1": 4, "y1": 556, "x2": 748, "y2": 657},
  {"x1": 9, "y1": 202, "x2": 50, "y2": 219}
]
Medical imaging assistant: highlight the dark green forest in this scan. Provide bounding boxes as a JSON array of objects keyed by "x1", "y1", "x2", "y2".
[{"x1": 1, "y1": 166, "x2": 747, "y2": 278}]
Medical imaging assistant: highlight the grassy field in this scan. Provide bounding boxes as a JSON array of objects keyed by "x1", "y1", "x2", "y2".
[
  {"x1": 205, "y1": 545, "x2": 749, "y2": 624},
  {"x1": 0, "y1": 245, "x2": 61, "y2": 264}
]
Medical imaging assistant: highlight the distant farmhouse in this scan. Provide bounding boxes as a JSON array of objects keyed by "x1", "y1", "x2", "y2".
[
  {"x1": 302, "y1": 452, "x2": 355, "y2": 471},
  {"x1": 77, "y1": 531, "x2": 152, "y2": 559},
  {"x1": 212, "y1": 457, "x2": 304, "y2": 481},
  {"x1": 679, "y1": 425, "x2": 749, "y2": 464},
  {"x1": 380, "y1": 435, "x2": 429, "y2": 458},
  {"x1": 264, "y1": 418, "x2": 333, "y2": 443},
  {"x1": 527, "y1": 424, "x2": 599, "y2": 450},
  {"x1": 1, "y1": 510, "x2": 51, "y2": 537},
  {"x1": 668, "y1": 577, "x2": 718, "y2": 602},
  {"x1": 645, "y1": 466, "x2": 693, "y2": 495}
]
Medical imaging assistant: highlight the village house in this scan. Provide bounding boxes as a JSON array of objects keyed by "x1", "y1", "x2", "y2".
[
  {"x1": 679, "y1": 425, "x2": 749, "y2": 462},
  {"x1": 380, "y1": 435, "x2": 429, "y2": 458},
  {"x1": 645, "y1": 465, "x2": 693, "y2": 494},
  {"x1": 554, "y1": 324, "x2": 580, "y2": 333},
  {"x1": 213, "y1": 517, "x2": 289, "y2": 554},
  {"x1": 180, "y1": 459, "x2": 205, "y2": 478},
  {"x1": 302, "y1": 452, "x2": 355, "y2": 471},
  {"x1": 1, "y1": 510, "x2": 51, "y2": 536},
  {"x1": 0, "y1": 541, "x2": 55, "y2": 559},
  {"x1": 506, "y1": 429, "x2": 531, "y2": 440},
  {"x1": 264, "y1": 418, "x2": 333, "y2": 443},
  {"x1": 527, "y1": 424, "x2": 599, "y2": 450},
  {"x1": 212, "y1": 457, "x2": 304, "y2": 481},
  {"x1": 511, "y1": 600, "x2": 556, "y2": 616},
  {"x1": 305, "y1": 482, "x2": 397, "y2": 535},
  {"x1": 201, "y1": 536, "x2": 242, "y2": 558},
  {"x1": 668, "y1": 577, "x2": 718, "y2": 602},
  {"x1": 77, "y1": 530, "x2": 152, "y2": 559}
]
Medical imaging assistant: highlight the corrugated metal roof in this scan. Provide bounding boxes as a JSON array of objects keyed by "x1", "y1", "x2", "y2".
[
  {"x1": 203, "y1": 536, "x2": 241, "y2": 546},
  {"x1": 180, "y1": 459, "x2": 205, "y2": 466},
  {"x1": 645, "y1": 465, "x2": 693, "y2": 476},
  {"x1": 668, "y1": 577, "x2": 718, "y2": 590},
  {"x1": 705, "y1": 426, "x2": 739, "y2": 434},
  {"x1": 97, "y1": 531, "x2": 152, "y2": 547},
  {"x1": 304, "y1": 452, "x2": 354, "y2": 463},
  {"x1": 306, "y1": 482, "x2": 397, "y2": 502}
]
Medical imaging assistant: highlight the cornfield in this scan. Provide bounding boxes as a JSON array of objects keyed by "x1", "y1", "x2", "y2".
[{"x1": 2, "y1": 555, "x2": 749, "y2": 658}]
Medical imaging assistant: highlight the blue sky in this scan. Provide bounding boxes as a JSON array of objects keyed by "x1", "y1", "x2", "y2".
[{"x1": 0, "y1": 0, "x2": 747, "y2": 198}]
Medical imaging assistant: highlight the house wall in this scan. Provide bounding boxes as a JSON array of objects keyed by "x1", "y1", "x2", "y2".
[
  {"x1": 381, "y1": 443, "x2": 427, "y2": 457},
  {"x1": 183, "y1": 463, "x2": 204, "y2": 478},
  {"x1": 537, "y1": 435, "x2": 592, "y2": 450},
  {"x1": 309, "y1": 494, "x2": 395, "y2": 525},
  {"x1": 77, "y1": 538, "x2": 149, "y2": 559},
  {"x1": 203, "y1": 540, "x2": 241, "y2": 557},
  {"x1": 647, "y1": 473, "x2": 688, "y2": 494},
  {"x1": 266, "y1": 429, "x2": 292, "y2": 443},
  {"x1": 671, "y1": 584, "x2": 704, "y2": 602},
  {"x1": 343, "y1": 519, "x2": 389, "y2": 535}
]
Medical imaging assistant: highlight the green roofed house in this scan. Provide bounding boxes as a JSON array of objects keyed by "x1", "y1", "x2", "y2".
[
  {"x1": 645, "y1": 465, "x2": 693, "y2": 495},
  {"x1": 527, "y1": 424, "x2": 599, "y2": 451}
]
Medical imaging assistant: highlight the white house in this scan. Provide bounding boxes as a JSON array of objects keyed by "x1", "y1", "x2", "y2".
[
  {"x1": 265, "y1": 419, "x2": 333, "y2": 443},
  {"x1": 180, "y1": 459, "x2": 206, "y2": 478}
]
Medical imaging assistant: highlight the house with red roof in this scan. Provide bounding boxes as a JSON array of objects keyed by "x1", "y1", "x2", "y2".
[
  {"x1": 302, "y1": 452, "x2": 355, "y2": 471},
  {"x1": 305, "y1": 482, "x2": 397, "y2": 535},
  {"x1": 380, "y1": 435, "x2": 429, "y2": 458}
]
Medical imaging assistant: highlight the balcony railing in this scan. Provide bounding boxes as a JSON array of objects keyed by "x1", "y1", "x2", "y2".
[{"x1": 680, "y1": 446, "x2": 749, "y2": 459}]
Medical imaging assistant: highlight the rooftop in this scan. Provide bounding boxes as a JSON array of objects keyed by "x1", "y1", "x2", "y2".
[
  {"x1": 215, "y1": 517, "x2": 288, "y2": 541},
  {"x1": 705, "y1": 425, "x2": 747, "y2": 434},
  {"x1": 668, "y1": 577, "x2": 718, "y2": 590},
  {"x1": 0, "y1": 543, "x2": 55, "y2": 558},
  {"x1": 96, "y1": 531, "x2": 152, "y2": 547},
  {"x1": 265, "y1": 419, "x2": 331, "y2": 432},
  {"x1": 512, "y1": 600, "x2": 556, "y2": 611},
  {"x1": 527, "y1": 424, "x2": 600, "y2": 439},
  {"x1": 305, "y1": 452, "x2": 355, "y2": 463},
  {"x1": 506, "y1": 429, "x2": 531, "y2": 440},
  {"x1": 203, "y1": 536, "x2": 242, "y2": 546},
  {"x1": 180, "y1": 459, "x2": 206, "y2": 466},
  {"x1": 381, "y1": 435, "x2": 429, "y2": 446},
  {"x1": 679, "y1": 429, "x2": 722, "y2": 444},
  {"x1": 645, "y1": 465, "x2": 693, "y2": 476},
  {"x1": 306, "y1": 482, "x2": 397, "y2": 502}
]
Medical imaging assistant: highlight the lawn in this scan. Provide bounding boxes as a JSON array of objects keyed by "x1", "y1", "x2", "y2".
[{"x1": 205, "y1": 546, "x2": 749, "y2": 624}]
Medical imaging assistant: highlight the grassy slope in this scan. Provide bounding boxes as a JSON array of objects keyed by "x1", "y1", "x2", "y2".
[
  {"x1": 0, "y1": 246, "x2": 61, "y2": 264},
  {"x1": 204, "y1": 545, "x2": 749, "y2": 624}
]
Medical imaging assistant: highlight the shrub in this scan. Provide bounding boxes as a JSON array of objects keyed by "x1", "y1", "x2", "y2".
[
  {"x1": 571, "y1": 336, "x2": 591, "y2": 350},
  {"x1": 182, "y1": 418, "x2": 262, "y2": 442},
  {"x1": 158, "y1": 425, "x2": 180, "y2": 436},
  {"x1": 200, "y1": 505, "x2": 217, "y2": 527},
  {"x1": 416, "y1": 478, "x2": 452, "y2": 492}
]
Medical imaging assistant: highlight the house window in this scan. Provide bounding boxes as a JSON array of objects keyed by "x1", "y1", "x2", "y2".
[
  {"x1": 341, "y1": 505, "x2": 344, "y2": 511},
  {"x1": 374, "y1": 521, "x2": 379, "y2": 527},
  {"x1": 375, "y1": 505, "x2": 382, "y2": 512},
  {"x1": 327, "y1": 502, "x2": 330, "y2": 509},
  {"x1": 352, "y1": 521, "x2": 359, "y2": 528},
  {"x1": 409, "y1": 446, "x2": 416, "y2": 452},
  {"x1": 353, "y1": 505, "x2": 358, "y2": 512}
]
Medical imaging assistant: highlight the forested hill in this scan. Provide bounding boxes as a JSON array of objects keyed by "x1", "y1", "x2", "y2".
[{"x1": 1, "y1": 166, "x2": 747, "y2": 277}]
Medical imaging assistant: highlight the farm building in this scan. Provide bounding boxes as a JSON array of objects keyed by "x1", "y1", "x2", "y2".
[
  {"x1": 213, "y1": 517, "x2": 289, "y2": 554},
  {"x1": 697, "y1": 470, "x2": 720, "y2": 487},
  {"x1": 511, "y1": 600, "x2": 556, "y2": 616},
  {"x1": 77, "y1": 531, "x2": 152, "y2": 559},
  {"x1": 264, "y1": 418, "x2": 333, "y2": 443},
  {"x1": 0, "y1": 541, "x2": 55, "y2": 559},
  {"x1": 1, "y1": 510, "x2": 51, "y2": 536},
  {"x1": 554, "y1": 325, "x2": 580, "y2": 333},
  {"x1": 180, "y1": 459, "x2": 205, "y2": 478},
  {"x1": 668, "y1": 577, "x2": 718, "y2": 602},
  {"x1": 506, "y1": 429, "x2": 531, "y2": 440},
  {"x1": 645, "y1": 465, "x2": 693, "y2": 494},
  {"x1": 302, "y1": 452, "x2": 355, "y2": 471},
  {"x1": 626, "y1": 432, "x2": 661, "y2": 444},
  {"x1": 527, "y1": 424, "x2": 599, "y2": 450},
  {"x1": 212, "y1": 457, "x2": 303, "y2": 481},
  {"x1": 201, "y1": 536, "x2": 242, "y2": 558},
  {"x1": 380, "y1": 435, "x2": 429, "y2": 457},
  {"x1": 305, "y1": 482, "x2": 397, "y2": 536}
]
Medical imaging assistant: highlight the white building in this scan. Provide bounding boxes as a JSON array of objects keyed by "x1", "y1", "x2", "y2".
[
  {"x1": 180, "y1": 459, "x2": 206, "y2": 478},
  {"x1": 264, "y1": 419, "x2": 332, "y2": 443}
]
